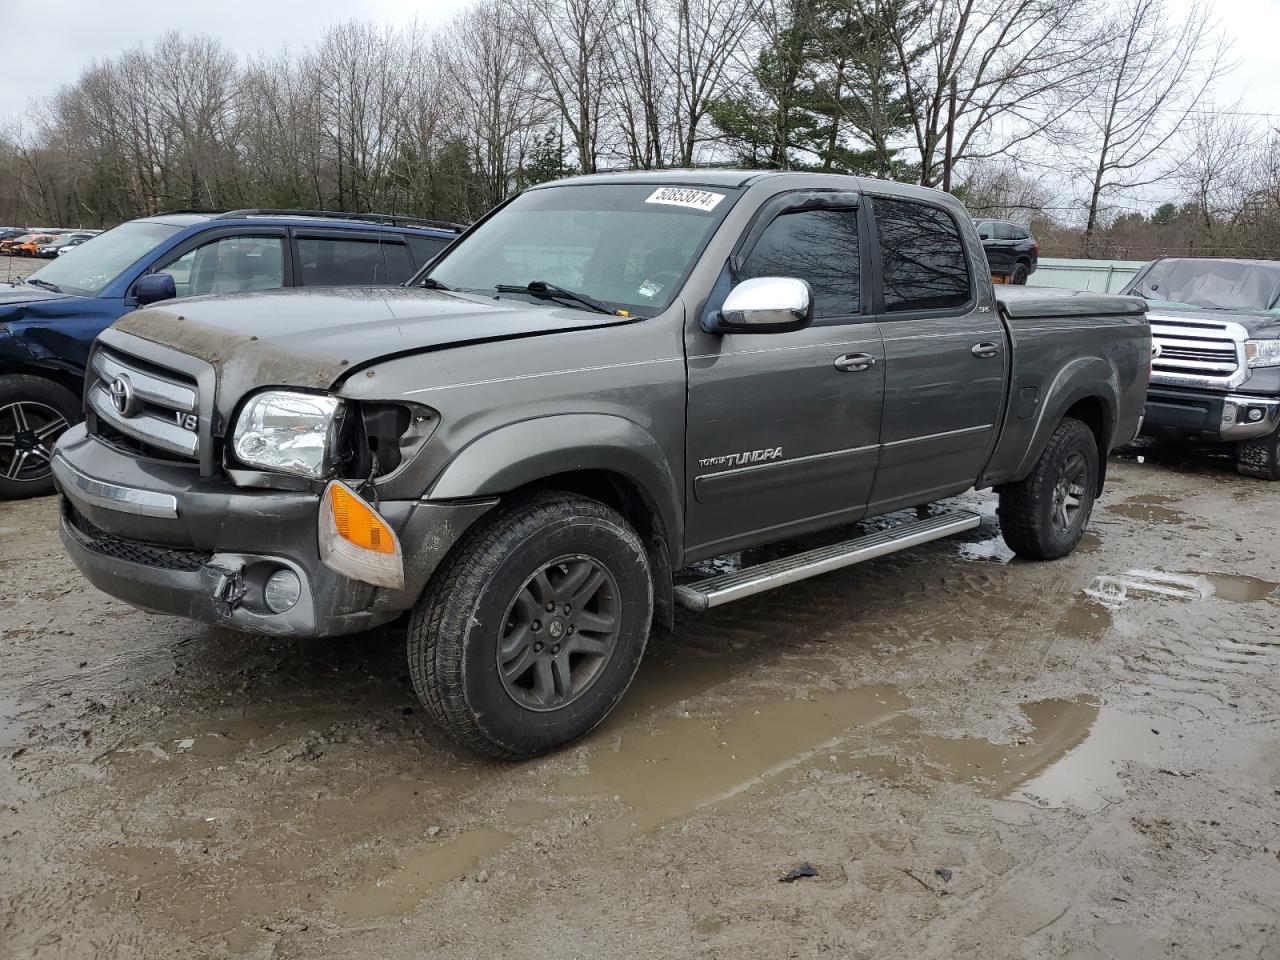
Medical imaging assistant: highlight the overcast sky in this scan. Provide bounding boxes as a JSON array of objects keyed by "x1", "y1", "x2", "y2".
[{"x1": 1, "y1": 0, "x2": 1277, "y2": 125}]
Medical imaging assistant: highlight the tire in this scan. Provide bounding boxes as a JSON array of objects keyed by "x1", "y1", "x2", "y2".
[
  {"x1": 0, "y1": 374, "x2": 82, "y2": 499},
  {"x1": 407, "y1": 491, "x2": 653, "y2": 759},
  {"x1": 1011, "y1": 262, "x2": 1030, "y2": 285},
  {"x1": 999, "y1": 418, "x2": 1099, "y2": 560},
  {"x1": 1237, "y1": 428, "x2": 1280, "y2": 480}
]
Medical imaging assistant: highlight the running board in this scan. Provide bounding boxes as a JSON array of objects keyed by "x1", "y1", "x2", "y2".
[{"x1": 673, "y1": 511, "x2": 982, "y2": 612}]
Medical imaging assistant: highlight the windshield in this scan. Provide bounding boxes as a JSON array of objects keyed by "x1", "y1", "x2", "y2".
[
  {"x1": 420, "y1": 183, "x2": 739, "y2": 315},
  {"x1": 1130, "y1": 258, "x2": 1280, "y2": 313},
  {"x1": 28, "y1": 221, "x2": 183, "y2": 296}
]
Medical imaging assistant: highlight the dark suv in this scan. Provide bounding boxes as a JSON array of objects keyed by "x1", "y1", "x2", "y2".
[
  {"x1": 0, "y1": 209, "x2": 463, "y2": 497},
  {"x1": 975, "y1": 219, "x2": 1039, "y2": 285}
]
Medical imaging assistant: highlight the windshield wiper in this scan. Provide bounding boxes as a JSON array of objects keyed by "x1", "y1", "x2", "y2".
[
  {"x1": 26, "y1": 277, "x2": 62, "y2": 293},
  {"x1": 420, "y1": 277, "x2": 451, "y2": 291},
  {"x1": 494, "y1": 280, "x2": 616, "y2": 315}
]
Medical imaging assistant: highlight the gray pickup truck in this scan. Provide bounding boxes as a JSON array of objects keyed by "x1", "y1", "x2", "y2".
[
  {"x1": 51, "y1": 171, "x2": 1149, "y2": 757},
  {"x1": 1128, "y1": 258, "x2": 1280, "y2": 479}
]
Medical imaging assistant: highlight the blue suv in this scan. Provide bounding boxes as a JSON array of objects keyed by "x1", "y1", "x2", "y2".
[{"x1": 0, "y1": 209, "x2": 462, "y2": 497}]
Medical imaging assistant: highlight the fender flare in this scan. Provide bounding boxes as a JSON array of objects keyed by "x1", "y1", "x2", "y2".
[
  {"x1": 429, "y1": 413, "x2": 684, "y2": 554},
  {"x1": 1012, "y1": 356, "x2": 1120, "y2": 483}
]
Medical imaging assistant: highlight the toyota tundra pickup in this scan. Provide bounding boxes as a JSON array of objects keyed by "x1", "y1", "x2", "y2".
[
  {"x1": 52, "y1": 171, "x2": 1149, "y2": 758},
  {"x1": 1126, "y1": 257, "x2": 1280, "y2": 479}
]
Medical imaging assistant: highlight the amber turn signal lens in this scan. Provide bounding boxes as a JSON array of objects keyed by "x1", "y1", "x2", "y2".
[{"x1": 329, "y1": 482, "x2": 395, "y2": 554}]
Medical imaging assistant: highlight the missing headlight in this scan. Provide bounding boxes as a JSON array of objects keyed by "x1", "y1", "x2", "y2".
[{"x1": 337, "y1": 401, "x2": 437, "y2": 482}]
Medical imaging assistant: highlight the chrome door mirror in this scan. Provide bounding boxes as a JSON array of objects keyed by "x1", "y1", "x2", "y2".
[{"x1": 714, "y1": 276, "x2": 813, "y2": 334}]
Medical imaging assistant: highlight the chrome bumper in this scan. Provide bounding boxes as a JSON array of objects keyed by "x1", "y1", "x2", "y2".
[
  {"x1": 51, "y1": 456, "x2": 178, "y2": 518},
  {"x1": 1220, "y1": 395, "x2": 1280, "y2": 441}
]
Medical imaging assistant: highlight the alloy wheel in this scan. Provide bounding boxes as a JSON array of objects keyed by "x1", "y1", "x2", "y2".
[
  {"x1": 496, "y1": 554, "x2": 622, "y2": 711},
  {"x1": 1050, "y1": 451, "x2": 1088, "y2": 534},
  {"x1": 0, "y1": 401, "x2": 69, "y2": 483}
]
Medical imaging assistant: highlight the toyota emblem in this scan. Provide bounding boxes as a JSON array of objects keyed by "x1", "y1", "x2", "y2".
[
  {"x1": 109, "y1": 375, "x2": 138, "y2": 417},
  {"x1": 1151, "y1": 343, "x2": 1162, "y2": 359}
]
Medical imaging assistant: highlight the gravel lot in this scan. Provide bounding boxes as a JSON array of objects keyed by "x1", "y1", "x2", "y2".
[
  {"x1": 1, "y1": 417, "x2": 1278, "y2": 953},
  {"x1": 1, "y1": 254, "x2": 42, "y2": 284}
]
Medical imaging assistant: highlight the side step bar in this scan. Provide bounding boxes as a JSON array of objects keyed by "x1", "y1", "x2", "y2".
[{"x1": 673, "y1": 510, "x2": 982, "y2": 612}]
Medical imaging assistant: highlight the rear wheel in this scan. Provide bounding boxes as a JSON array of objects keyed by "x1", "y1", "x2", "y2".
[
  {"x1": 1236, "y1": 428, "x2": 1280, "y2": 480},
  {"x1": 407, "y1": 491, "x2": 653, "y2": 759},
  {"x1": 999, "y1": 418, "x2": 1099, "y2": 560},
  {"x1": 0, "y1": 374, "x2": 81, "y2": 499},
  {"x1": 1011, "y1": 261, "x2": 1030, "y2": 285}
]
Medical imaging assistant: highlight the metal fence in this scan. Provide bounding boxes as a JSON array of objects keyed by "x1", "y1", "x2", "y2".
[{"x1": 1028, "y1": 258, "x2": 1148, "y2": 293}]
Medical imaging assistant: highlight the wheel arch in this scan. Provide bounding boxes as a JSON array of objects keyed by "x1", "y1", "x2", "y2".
[
  {"x1": 428, "y1": 414, "x2": 682, "y2": 629},
  {"x1": 1011, "y1": 359, "x2": 1119, "y2": 495}
]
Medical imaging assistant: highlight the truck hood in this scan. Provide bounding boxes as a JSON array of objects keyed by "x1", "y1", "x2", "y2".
[
  {"x1": 112, "y1": 286, "x2": 639, "y2": 390},
  {"x1": 0, "y1": 280, "x2": 74, "y2": 308}
]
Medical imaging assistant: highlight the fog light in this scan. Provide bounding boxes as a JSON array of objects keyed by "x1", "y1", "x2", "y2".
[
  {"x1": 264, "y1": 569, "x2": 302, "y2": 613},
  {"x1": 1247, "y1": 407, "x2": 1265, "y2": 422}
]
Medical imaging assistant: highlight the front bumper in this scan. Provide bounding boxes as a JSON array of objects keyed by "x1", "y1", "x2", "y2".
[
  {"x1": 1142, "y1": 386, "x2": 1280, "y2": 442},
  {"x1": 52, "y1": 425, "x2": 495, "y2": 638}
]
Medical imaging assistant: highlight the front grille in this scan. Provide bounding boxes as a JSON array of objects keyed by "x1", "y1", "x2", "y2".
[
  {"x1": 65, "y1": 503, "x2": 210, "y2": 572},
  {"x1": 1150, "y1": 315, "x2": 1243, "y2": 384},
  {"x1": 86, "y1": 347, "x2": 202, "y2": 462}
]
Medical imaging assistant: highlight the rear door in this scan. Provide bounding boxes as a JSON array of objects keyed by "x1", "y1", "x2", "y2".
[
  {"x1": 683, "y1": 191, "x2": 885, "y2": 560},
  {"x1": 867, "y1": 195, "x2": 1008, "y2": 513},
  {"x1": 290, "y1": 229, "x2": 417, "y2": 286}
]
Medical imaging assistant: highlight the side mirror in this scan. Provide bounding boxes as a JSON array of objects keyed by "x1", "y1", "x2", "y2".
[
  {"x1": 135, "y1": 272, "x2": 177, "y2": 306},
  {"x1": 714, "y1": 276, "x2": 813, "y2": 334}
]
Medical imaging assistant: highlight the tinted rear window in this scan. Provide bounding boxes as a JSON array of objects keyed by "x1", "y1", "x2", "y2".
[
  {"x1": 296, "y1": 237, "x2": 414, "y2": 286},
  {"x1": 408, "y1": 235, "x2": 448, "y2": 268},
  {"x1": 874, "y1": 198, "x2": 971, "y2": 313}
]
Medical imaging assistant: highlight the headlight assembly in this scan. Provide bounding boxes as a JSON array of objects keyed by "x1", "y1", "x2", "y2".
[
  {"x1": 1245, "y1": 339, "x2": 1280, "y2": 368},
  {"x1": 232, "y1": 390, "x2": 344, "y2": 478}
]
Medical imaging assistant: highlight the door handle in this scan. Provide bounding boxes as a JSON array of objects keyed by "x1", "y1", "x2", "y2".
[
  {"x1": 834, "y1": 352, "x2": 877, "y2": 372},
  {"x1": 971, "y1": 342, "x2": 1001, "y2": 359}
]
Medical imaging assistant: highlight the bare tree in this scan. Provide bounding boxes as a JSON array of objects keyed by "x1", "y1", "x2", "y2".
[
  {"x1": 885, "y1": 0, "x2": 1101, "y2": 191},
  {"x1": 506, "y1": 0, "x2": 623, "y2": 173},
  {"x1": 1075, "y1": 0, "x2": 1231, "y2": 255}
]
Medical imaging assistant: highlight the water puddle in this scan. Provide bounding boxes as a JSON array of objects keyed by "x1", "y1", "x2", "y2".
[
  {"x1": 333, "y1": 682, "x2": 908, "y2": 920},
  {"x1": 1104, "y1": 495, "x2": 1186, "y2": 524},
  {"x1": 1085, "y1": 569, "x2": 1277, "y2": 608},
  {"x1": 1009, "y1": 702, "x2": 1165, "y2": 810},
  {"x1": 333, "y1": 828, "x2": 511, "y2": 920},
  {"x1": 568, "y1": 683, "x2": 908, "y2": 847}
]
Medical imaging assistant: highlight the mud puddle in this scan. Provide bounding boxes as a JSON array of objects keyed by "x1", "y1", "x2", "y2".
[
  {"x1": 1104, "y1": 495, "x2": 1187, "y2": 524},
  {"x1": 339, "y1": 681, "x2": 909, "y2": 919},
  {"x1": 1085, "y1": 568, "x2": 1277, "y2": 607}
]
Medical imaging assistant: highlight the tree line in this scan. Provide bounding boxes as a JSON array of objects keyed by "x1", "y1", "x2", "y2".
[{"x1": 1, "y1": 0, "x2": 1276, "y2": 259}]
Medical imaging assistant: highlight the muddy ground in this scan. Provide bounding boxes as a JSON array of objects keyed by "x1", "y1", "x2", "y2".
[{"x1": 2, "y1": 446, "x2": 1279, "y2": 960}]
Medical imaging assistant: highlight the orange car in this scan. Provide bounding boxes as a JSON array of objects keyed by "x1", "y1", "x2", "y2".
[
  {"x1": 16, "y1": 234, "x2": 58, "y2": 256},
  {"x1": 0, "y1": 233, "x2": 37, "y2": 255}
]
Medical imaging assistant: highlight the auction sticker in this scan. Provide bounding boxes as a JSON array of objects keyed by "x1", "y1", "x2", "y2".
[{"x1": 645, "y1": 187, "x2": 725, "y2": 212}]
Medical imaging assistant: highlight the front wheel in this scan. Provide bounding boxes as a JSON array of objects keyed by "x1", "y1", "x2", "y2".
[
  {"x1": 0, "y1": 374, "x2": 81, "y2": 499},
  {"x1": 407, "y1": 491, "x2": 653, "y2": 759},
  {"x1": 1236, "y1": 428, "x2": 1280, "y2": 480},
  {"x1": 999, "y1": 418, "x2": 1099, "y2": 560}
]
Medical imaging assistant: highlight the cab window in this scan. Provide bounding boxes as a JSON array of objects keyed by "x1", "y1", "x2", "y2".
[
  {"x1": 738, "y1": 208, "x2": 860, "y2": 319},
  {"x1": 873, "y1": 198, "x2": 970, "y2": 313}
]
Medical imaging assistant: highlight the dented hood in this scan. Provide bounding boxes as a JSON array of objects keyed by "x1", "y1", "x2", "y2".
[{"x1": 111, "y1": 285, "x2": 637, "y2": 390}]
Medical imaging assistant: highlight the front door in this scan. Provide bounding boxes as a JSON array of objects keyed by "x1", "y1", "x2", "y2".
[
  {"x1": 683, "y1": 195, "x2": 885, "y2": 562},
  {"x1": 867, "y1": 195, "x2": 1008, "y2": 514}
]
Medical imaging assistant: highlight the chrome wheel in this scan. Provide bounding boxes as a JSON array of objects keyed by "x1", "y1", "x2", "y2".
[
  {"x1": 1050, "y1": 451, "x2": 1088, "y2": 534},
  {"x1": 496, "y1": 554, "x2": 621, "y2": 712},
  {"x1": 0, "y1": 400, "x2": 68, "y2": 483}
]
